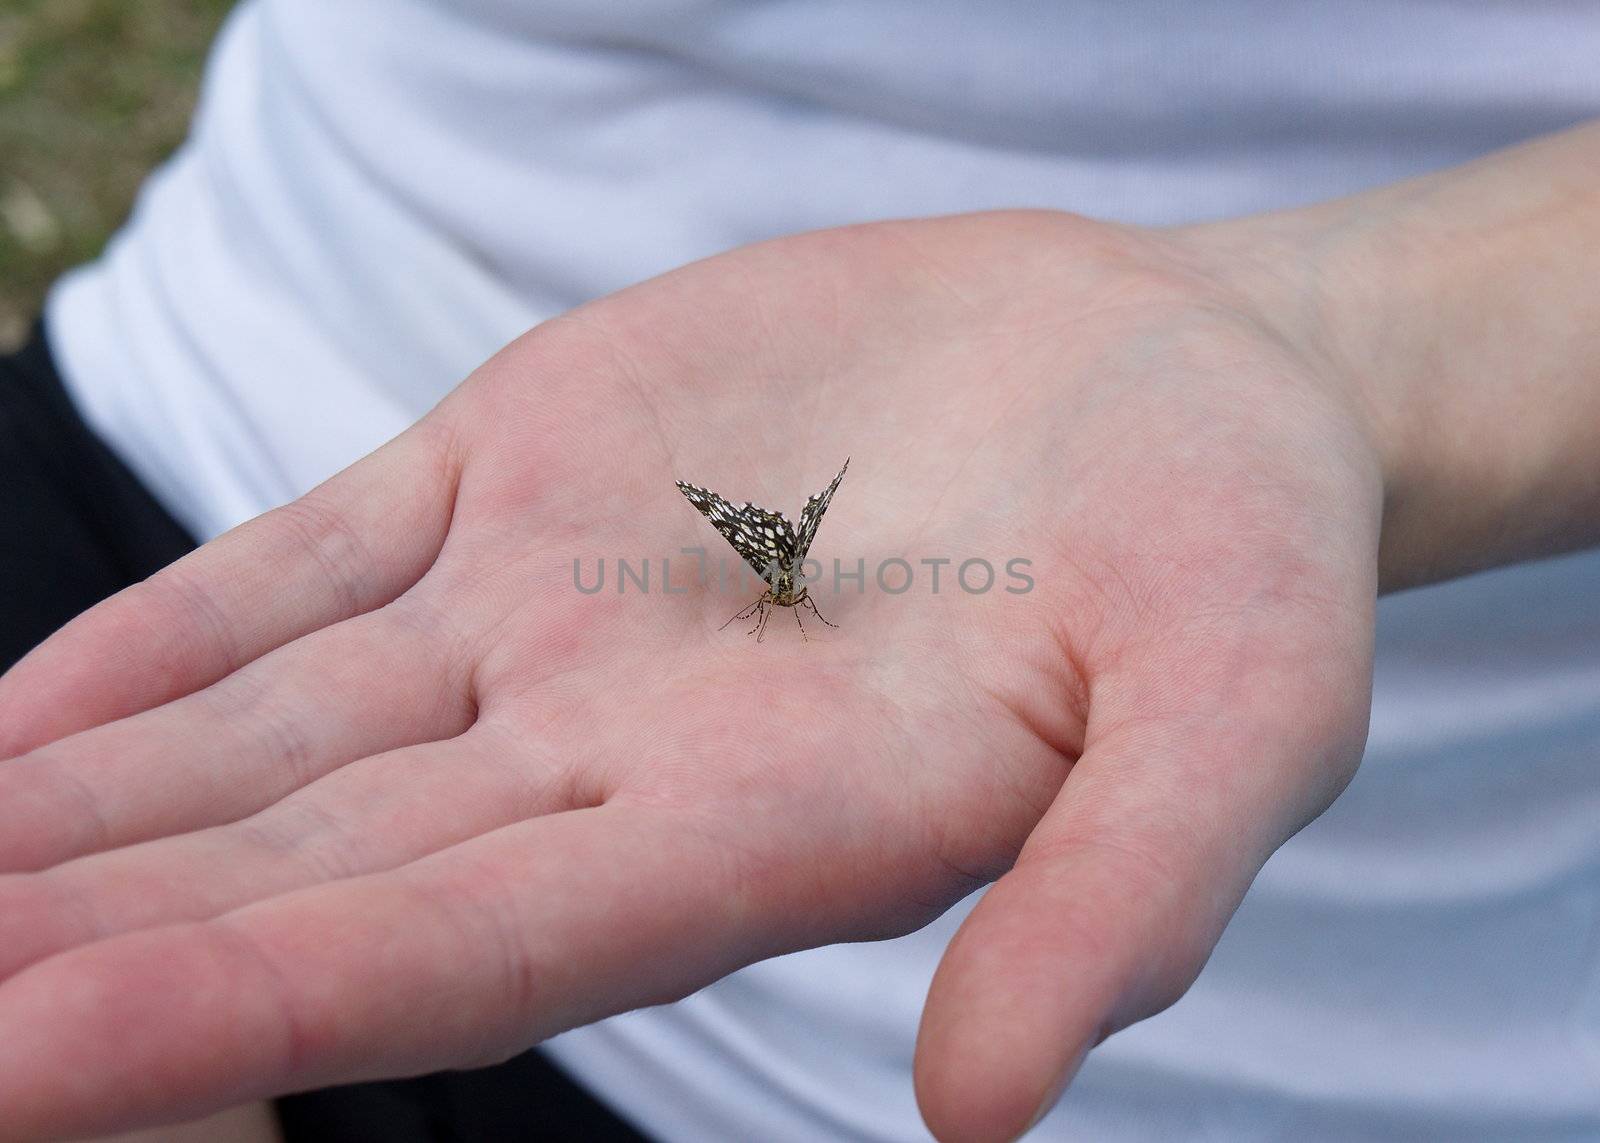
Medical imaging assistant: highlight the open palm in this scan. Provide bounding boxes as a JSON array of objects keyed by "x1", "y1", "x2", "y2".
[{"x1": 0, "y1": 212, "x2": 1381, "y2": 1142}]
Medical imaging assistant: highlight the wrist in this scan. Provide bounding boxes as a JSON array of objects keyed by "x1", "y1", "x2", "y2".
[
  {"x1": 1175, "y1": 121, "x2": 1600, "y2": 590},
  {"x1": 1165, "y1": 201, "x2": 1424, "y2": 586}
]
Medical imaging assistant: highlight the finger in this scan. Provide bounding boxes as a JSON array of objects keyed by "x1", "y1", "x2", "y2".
[
  {"x1": 0, "y1": 802, "x2": 752, "y2": 1142},
  {"x1": 0, "y1": 602, "x2": 475, "y2": 872},
  {"x1": 0, "y1": 417, "x2": 461, "y2": 758},
  {"x1": 0, "y1": 718, "x2": 588, "y2": 979},
  {"x1": 914, "y1": 656, "x2": 1370, "y2": 1143}
]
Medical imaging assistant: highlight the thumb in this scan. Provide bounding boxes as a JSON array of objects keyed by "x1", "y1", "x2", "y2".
[{"x1": 914, "y1": 654, "x2": 1370, "y2": 1142}]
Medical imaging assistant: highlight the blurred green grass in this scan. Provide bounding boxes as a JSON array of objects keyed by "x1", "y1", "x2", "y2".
[{"x1": 0, "y1": 0, "x2": 232, "y2": 350}]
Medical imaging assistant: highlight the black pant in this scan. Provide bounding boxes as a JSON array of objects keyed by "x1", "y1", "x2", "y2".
[{"x1": 0, "y1": 322, "x2": 651, "y2": 1143}]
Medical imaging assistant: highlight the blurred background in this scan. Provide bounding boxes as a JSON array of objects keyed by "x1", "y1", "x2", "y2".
[{"x1": 0, "y1": 0, "x2": 230, "y2": 351}]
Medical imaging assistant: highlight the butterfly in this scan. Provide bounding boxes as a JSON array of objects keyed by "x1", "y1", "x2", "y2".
[{"x1": 676, "y1": 457, "x2": 850, "y2": 641}]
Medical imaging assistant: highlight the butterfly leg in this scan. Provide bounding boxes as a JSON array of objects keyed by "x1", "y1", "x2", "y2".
[
  {"x1": 746, "y1": 597, "x2": 771, "y2": 638},
  {"x1": 720, "y1": 593, "x2": 768, "y2": 632},
  {"x1": 755, "y1": 599, "x2": 775, "y2": 642},
  {"x1": 802, "y1": 594, "x2": 839, "y2": 628},
  {"x1": 794, "y1": 604, "x2": 809, "y2": 643}
]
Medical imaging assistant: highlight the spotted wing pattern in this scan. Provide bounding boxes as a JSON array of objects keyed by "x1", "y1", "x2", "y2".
[
  {"x1": 792, "y1": 457, "x2": 849, "y2": 565},
  {"x1": 676, "y1": 480, "x2": 796, "y2": 582}
]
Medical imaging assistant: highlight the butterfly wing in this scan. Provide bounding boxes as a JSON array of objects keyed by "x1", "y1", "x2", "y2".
[
  {"x1": 791, "y1": 457, "x2": 849, "y2": 565},
  {"x1": 677, "y1": 480, "x2": 797, "y2": 582}
]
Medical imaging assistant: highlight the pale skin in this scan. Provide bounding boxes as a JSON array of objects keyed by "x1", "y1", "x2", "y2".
[{"x1": 1, "y1": 121, "x2": 1597, "y2": 1143}]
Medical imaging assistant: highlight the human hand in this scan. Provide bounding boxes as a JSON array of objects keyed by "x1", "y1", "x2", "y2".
[{"x1": 0, "y1": 209, "x2": 1393, "y2": 1141}]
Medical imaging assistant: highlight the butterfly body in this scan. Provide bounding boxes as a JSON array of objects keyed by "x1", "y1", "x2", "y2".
[{"x1": 676, "y1": 458, "x2": 850, "y2": 640}]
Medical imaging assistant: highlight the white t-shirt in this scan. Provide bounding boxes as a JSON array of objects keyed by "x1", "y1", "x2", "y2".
[{"x1": 46, "y1": 3, "x2": 1600, "y2": 1139}]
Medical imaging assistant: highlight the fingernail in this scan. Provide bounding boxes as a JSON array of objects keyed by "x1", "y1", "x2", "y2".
[
  {"x1": 1014, "y1": 1076, "x2": 1066, "y2": 1139},
  {"x1": 1011, "y1": 1045, "x2": 1086, "y2": 1141}
]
